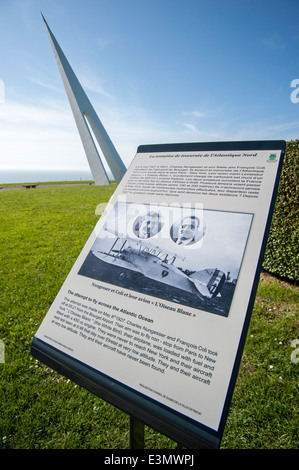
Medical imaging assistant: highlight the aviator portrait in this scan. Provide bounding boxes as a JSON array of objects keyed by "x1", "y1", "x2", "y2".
[
  {"x1": 133, "y1": 211, "x2": 163, "y2": 239},
  {"x1": 170, "y1": 214, "x2": 206, "y2": 246}
]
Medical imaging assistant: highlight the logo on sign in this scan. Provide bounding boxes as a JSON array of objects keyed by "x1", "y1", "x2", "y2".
[{"x1": 268, "y1": 154, "x2": 277, "y2": 162}]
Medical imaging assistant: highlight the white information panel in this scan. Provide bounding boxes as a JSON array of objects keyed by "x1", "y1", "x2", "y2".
[{"x1": 31, "y1": 141, "x2": 285, "y2": 448}]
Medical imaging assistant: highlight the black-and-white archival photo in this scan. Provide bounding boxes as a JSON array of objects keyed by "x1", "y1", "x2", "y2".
[{"x1": 78, "y1": 202, "x2": 253, "y2": 317}]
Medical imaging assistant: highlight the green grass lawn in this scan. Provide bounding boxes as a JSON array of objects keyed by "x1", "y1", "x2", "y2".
[{"x1": 0, "y1": 184, "x2": 298, "y2": 449}]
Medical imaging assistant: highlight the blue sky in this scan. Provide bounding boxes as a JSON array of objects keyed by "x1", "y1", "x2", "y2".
[{"x1": 1, "y1": 0, "x2": 299, "y2": 172}]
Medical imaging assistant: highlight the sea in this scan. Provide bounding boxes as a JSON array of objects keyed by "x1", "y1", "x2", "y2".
[{"x1": 0, "y1": 169, "x2": 94, "y2": 185}]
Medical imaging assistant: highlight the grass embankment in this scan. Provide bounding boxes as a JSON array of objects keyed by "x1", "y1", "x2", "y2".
[{"x1": 0, "y1": 184, "x2": 298, "y2": 449}]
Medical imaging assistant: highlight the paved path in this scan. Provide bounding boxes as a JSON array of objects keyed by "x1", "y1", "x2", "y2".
[{"x1": 0, "y1": 182, "x2": 94, "y2": 192}]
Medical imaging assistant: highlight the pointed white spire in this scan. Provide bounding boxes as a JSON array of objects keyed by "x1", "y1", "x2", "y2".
[{"x1": 41, "y1": 14, "x2": 126, "y2": 185}]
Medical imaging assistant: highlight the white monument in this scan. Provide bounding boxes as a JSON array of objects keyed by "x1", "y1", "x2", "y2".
[{"x1": 42, "y1": 14, "x2": 126, "y2": 185}]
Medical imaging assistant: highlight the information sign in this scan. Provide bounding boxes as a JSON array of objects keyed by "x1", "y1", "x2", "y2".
[{"x1": 31, "y1": 140, "x2": 286, "y2": 448}]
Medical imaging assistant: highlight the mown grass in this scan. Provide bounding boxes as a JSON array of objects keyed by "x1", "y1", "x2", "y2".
[{"x1": 0, "y1": 184, "x2": 298, "y2": 449}]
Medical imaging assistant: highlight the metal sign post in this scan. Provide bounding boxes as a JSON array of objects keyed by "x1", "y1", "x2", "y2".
[{"x1": 129, "y1": 416, "x2": 145, "y2": 449}]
